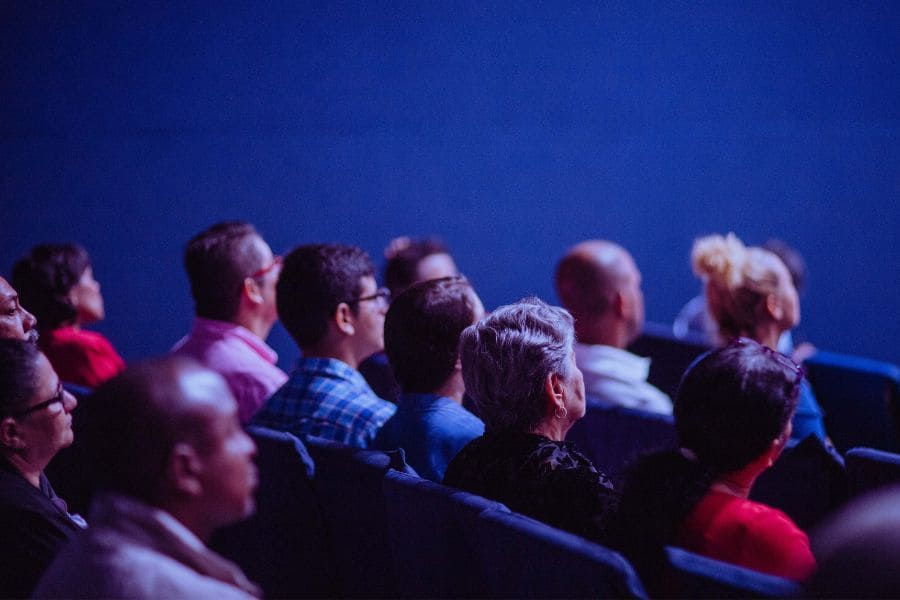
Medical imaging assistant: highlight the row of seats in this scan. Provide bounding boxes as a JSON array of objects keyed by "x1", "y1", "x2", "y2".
[
  {"x1": 629, "y1": 322, "x2": 900, "y2": 454},
  {"x1": 210, "y1": 426, "x2": 814, "y2": 598}
]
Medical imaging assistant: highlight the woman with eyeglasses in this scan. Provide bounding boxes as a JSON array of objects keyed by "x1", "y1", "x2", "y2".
[
  {"x1": 612, "y1": 339, "x2": 816, "y2": 591},
  {"x1": 0, "y1": 339, "x2": 85, "y2": 597},
  {"x1": 691, "y1": 232, "x2": 827, "y2": 442},
  {"x1": 12, "y1": 242, "x2": 125, "y2": 389}
]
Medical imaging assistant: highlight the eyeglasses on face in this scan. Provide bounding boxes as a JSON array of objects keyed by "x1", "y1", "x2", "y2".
[
  {"x1": 249, "y1": 255, "x2": 283, "y2": 280},
  {"x1": 9, "y1": 383, "x2": 66, "y2": 418},
  {"x1": 340, "y1": 287, "x2": 391, "y2": 307}
]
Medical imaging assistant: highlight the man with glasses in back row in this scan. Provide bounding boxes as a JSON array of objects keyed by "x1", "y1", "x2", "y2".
[
  {"x1": 251, "y1": 244, "x2": 396, "y2": 448},
  {"x1": 171, "y1": 222, "x2": 288, "y2": 423}
]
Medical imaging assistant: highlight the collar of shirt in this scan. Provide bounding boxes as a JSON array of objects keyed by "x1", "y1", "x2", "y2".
[
  {"x1": 396, "y1": 392, "x2": 458, "y2": 413},
  {"x1": 189, "y1": 317, "x2": 279, "y2": 365},
  {"x1": 574, "y1": 342, "x2": 651, "y2": 382},
  {"x1": 293, "y1": 356, "x2": 374, "y2": 392}
]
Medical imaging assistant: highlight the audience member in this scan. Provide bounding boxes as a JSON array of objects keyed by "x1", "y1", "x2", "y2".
[
  {"x1": 0, "y1": 275, "x2": 39, "y2": 342},
  {"x1": 171, "y1": 222, "x2": 288, "y2": 423},
  {"x1": 376, "y1": 276, "x2": 485, "y2": 481},
  {"x1": 555, "y1": 240, "x2": 671, "y2": 414},
  {"x1": 674, "y1": 237, "x2": 815, "y2": 361},
  {"x1": 12, "y1": 243, "x2": 125, "y2": 388},
  {"x1": 443, "y1": 297, "x2": 617, "y2": 541},
  {"x1": 251, "y1": 244, "x2": 396, "y2": 448},
  {"x1": 808, "y1": 484, "x2": 900, "y2": 597},
  {"x1": 34, "y1": 357, "x2": 260, "y2": 599},
  {"x1": 0, "y1": 339, "x2": 84, "y2": 598},
  {"x1": 612, "y1": 338, "x2": 815, "y2": 590},
  {"x1": 691, "y1": 232, "x2": 827, "y2": 442},
  {"x1": 361, "y1": 236, "x2": 460, "y2": 402}
]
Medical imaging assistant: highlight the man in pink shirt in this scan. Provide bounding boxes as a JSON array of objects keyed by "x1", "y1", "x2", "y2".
[{"x1": 171, "y1": 222, "x2": 288, "y2": 422}]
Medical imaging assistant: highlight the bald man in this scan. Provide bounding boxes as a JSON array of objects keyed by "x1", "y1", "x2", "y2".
[
  {"x1": 35, "y1": 357, "x2": 260, "y2": 598},
  {"x1": 555, "y1": 241, "x2": 671, "y2": 415}
]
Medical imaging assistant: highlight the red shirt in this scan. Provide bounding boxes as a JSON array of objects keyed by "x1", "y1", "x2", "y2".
[
  {"x1": 40, "y1": 326, "x2": 126, "y2": 389},
  {"x1": 678, "y1": 490, "x2": 816, "y2": 581}
]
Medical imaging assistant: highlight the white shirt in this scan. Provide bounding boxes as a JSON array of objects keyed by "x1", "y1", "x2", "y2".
[{"x1": 574, "y1": 343, "x2": 673, "y2": 415}]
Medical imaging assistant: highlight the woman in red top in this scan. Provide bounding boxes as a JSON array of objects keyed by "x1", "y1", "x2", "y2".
[
  {"x1": 612, "y1": 337, "x2": 815, "y2": 591},
  {"x1": 12, "y1": 244, "x2": 124, "y2": 389}
]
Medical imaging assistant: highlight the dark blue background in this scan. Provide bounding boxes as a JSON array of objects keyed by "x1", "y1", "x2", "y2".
[{"x1": 2, "y1": 2, "x2": 898, "y2": 369}]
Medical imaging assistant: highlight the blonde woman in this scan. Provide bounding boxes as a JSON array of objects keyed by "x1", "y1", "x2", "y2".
[{"x1": 691, "y1": 233, "x2": 826, "y2": 442}]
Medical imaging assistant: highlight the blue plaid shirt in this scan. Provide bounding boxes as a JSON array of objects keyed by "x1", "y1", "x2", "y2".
[{"x1": 251, "y1": 356, "x2": 396, "y2": 448}]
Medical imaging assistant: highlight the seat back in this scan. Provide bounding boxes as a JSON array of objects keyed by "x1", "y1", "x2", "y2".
[
  {"x1": 463, "y1": 507, "x2": 646, "y2": 598},
  {"x1": 803, "y1": 350, "x2": 900, "y2": 453},
  {"x1": 210, "y1": 426, "x2": 334, "y2": 598},
  {"x1": 664, "y1": 546, "x2": 802, "y2": 598},
  {"x1": 567, "y1": 404, "x2": 677, "y2": 484},
  {"x1": 628, "y1": 321, "x2": 711, "y2": 399},
  {"x1": 750, "y1": 434, "x2": 847, "y2": 530},
  {"x1": 383, "y1": 471, "x2": 505, "y2": 597},
  {"x1": 304, "y1": 436, "x2": 414, "y2": 597},
  {"x1": 845, "y1": 446, "x2": 900, "y2": 498}
]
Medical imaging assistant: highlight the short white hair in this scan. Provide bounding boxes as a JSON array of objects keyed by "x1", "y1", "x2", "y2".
[{"x1": 459, "y1": 297, "x2": 574, "y2": 433}]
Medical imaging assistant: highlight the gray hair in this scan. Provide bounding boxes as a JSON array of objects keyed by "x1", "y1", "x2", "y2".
[{"x1": 459, "y1": 297, "x2": 575, "y2": 433}]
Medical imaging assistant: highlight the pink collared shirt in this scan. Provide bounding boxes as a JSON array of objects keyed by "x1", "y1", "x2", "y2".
[{"x1": 171, "y1": 318, "x2": 288, "y2": 423}]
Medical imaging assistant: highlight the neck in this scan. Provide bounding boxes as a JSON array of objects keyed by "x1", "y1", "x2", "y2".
[
  {"x1": 301, "y1": 343, "x2": 360, "y2": 370},
  {"x1": 753, "y1": 323, "x2": 783, "y2": 351},
  {"x1": 160, "y1": 502, "x2": 215, "y2": 544},
  {"x1": 531, "y1": 418, "x2": 568, "y2": 442},
  {"x1": 711, "y1": 457, "x2": 769, "y2": 499},
  {"x1": 431, "y1": 372, "x2": 466, "y2": 404},
  {"x1": 234, "y1": 311, "x2": 273, "y2": 341},
  {"x1": 575, "y1": 316, "x2": 628, "y2": 349},
  {"x1": 3, "y1": 453, "x2": 44, "y2": 487}
]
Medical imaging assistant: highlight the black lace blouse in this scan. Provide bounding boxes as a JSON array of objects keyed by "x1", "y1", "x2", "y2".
[{"x1": 443, "y1": 431, "x2": 618, "y2": 542}]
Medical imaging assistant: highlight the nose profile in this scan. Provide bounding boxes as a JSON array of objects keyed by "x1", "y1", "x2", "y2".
[
  {"x1": 23, "y1": 307, "x2": 37, "y2": 332},
  {"x1": 63, "y1": 390, "x2": 78, "y2": 412}
]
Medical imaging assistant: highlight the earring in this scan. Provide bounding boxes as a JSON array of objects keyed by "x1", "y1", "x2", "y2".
[{"x1": 554, "y1": 405, "x2": 568, "y2": 420}]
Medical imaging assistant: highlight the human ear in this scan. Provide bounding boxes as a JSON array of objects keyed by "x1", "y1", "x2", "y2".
[
  {"x1": 0, "y1": 417, "x2": 24, "y2": 449},
  {"x1": 334, "y1": 303, "x2": 355, "y2": 336},
  {"x1": 765, "y1": 293, "x2": 784, "y2": 321},
  {"x1": 242, "y1": 278, "x2": 264, "y2": 305},
  {"x1": 168, "y1": 442, "x2": 204, "y2": 497},
  {"x1": 543, "y1": 372, "x2": 565, "y2": 408}
]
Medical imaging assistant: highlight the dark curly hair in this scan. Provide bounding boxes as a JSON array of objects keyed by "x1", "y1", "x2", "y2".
[{"x1": 12, "y1": 244, "x2": 91, "y2": 331}]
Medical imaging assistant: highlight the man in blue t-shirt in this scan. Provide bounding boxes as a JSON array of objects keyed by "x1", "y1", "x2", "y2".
[{"x1": 375, "y1": 276, "x2": 485, "y2": 481}]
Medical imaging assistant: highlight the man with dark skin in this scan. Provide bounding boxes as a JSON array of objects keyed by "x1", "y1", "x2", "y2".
[
  {"x1": 35, "y1": 357, "x2": 261, "y2": 598},
  {"x1": 0, "y1": 276, "x2": 39, "y2": 342}
]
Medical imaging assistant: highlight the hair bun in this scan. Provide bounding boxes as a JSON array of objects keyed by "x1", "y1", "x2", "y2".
[{"x1": 691, "y1": 232, "x2": 747, "y2": 288}]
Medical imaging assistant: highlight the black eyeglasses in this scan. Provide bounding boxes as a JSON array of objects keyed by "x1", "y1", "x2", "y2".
[
  {"x1": 10, "y1": 383, "x2": 66, "y2": 418},
  {"x1": 340, "y1": 287, "x2": 391, "y2": 307}
]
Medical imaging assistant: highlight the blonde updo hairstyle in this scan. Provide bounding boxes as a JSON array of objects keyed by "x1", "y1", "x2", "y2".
[{"x1": 691, "y1": 233, "x2": 788, "y2": 341}]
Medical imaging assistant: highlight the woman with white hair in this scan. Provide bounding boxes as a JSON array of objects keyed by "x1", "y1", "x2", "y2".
[
  {"x1": 443, "y1": 297, "x2": 617, "y2": 541},
  {"x1": 691, "y1": 233, "x2": 827, "y2": 442}
]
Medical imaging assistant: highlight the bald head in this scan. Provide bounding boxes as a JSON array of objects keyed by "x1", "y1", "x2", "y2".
[
  {"x1": 554, "y1": 240, "x2": 644, "y2": 347},
  {"x1": 86, "y1": 357, "x2": 233, "y2": 500}
]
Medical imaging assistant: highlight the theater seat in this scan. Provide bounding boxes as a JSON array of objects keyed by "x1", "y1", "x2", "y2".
[
  {"x1": 210, "y1": 426, "x2": 334, "y2": 598},
  {"x1": 567, "y1": 404, "x2": 677, "y2": 484},
  {"x1": 628, "y1": 321, "x2": 711, "y2": 399},
  {"x1": 664, "y1": 546, "x2": 802, "y2": 598},
  {"x1": 304, "y1": 436, "x2": 416, "y2": 597},
  {"x1": 845, "y1": 446, "x2": 900, "y2": 498},
  {"x1": 463, "y1": 507, "x2": 647, "y2": 598},
  {"x1": 803, "y1": 350, "x2": 900, "y2": 453},
  {"x1": 383, "y1": 470, "x2": 506, "y2": 597},
  {"x1": 750, "y1": 434, "x2": 847, "y2": 530}
]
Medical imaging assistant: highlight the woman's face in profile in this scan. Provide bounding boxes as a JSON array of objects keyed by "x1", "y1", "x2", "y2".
[
  {"x1": 13, "y1": 353, "x2": 77, "y2": 457},
  {"x1": 69, "y1": 265, "x2": 105, "y2": 324},
  {"x1": 561, "y1": 346, "x2": 586, "y2": 425}
]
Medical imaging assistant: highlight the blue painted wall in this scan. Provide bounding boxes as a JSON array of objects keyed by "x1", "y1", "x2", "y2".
[{"x1": 2, "y1": 2, "x2": 898, "y2": 368}]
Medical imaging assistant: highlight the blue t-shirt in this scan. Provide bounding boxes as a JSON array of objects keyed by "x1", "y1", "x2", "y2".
[{"x1": 376, "y1": 393, "x2": 484, "y2": 482}]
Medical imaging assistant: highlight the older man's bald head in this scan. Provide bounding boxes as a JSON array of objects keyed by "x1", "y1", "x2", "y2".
[{"x1": 555, "y1": 240, "x2": 644, "y2": 347}]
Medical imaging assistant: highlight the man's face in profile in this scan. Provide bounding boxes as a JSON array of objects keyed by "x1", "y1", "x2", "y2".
[{"x1": 0, "y1": 277, "x2": 38, "y2": 342}]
